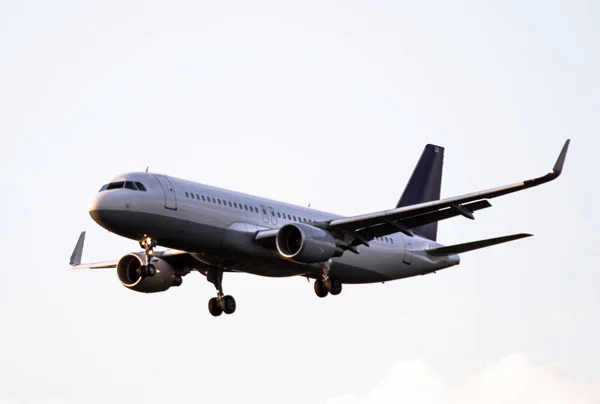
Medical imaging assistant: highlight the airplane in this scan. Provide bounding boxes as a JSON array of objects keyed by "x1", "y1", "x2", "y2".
[{"x1": 70, "y1": 140, "x2": 570, "y2": 316}]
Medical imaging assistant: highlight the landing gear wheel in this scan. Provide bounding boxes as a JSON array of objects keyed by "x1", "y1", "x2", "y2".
[
  {"x1": 328, "y1": 277, "x2": 342, "y2": 295},
  {"x1": 146, "y1": 264, "x2": 156, "y2": 277},
  {"x1": 138, "y1": 265, "x2": 148, "y2": 278},
  {"x1": 206, "y1": 267, "x2": 236, "y2": 316},
  {"x1": 208, "y1": 297, "x2": 223, "y2": 317},
  {"x1": 314, "y1": 279, "x2": 329, "y2": 298},
  {"x1": 220, "y1": 295, "x2": 236, "y2": 314}
]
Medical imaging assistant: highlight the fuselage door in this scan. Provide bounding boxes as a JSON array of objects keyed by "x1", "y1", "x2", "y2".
[
  {"x1": 398, "y1": 234, "x2": 412, "y2": 265},
  {"x1": 154, "y1": 175, "x2": 177, "y2": 210},
  {"x1": 268, "y1": 206, "x2": 277, "y2": 225},
  {"x1": 259, "y1": 205, "x2": 269, "y2": 224}
]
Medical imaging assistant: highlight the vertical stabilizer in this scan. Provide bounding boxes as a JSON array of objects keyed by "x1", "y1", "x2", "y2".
[{"x1": 396, "y1": 144, "x2": 444, "y2": 241}]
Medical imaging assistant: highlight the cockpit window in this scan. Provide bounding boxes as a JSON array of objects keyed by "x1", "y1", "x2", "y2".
[
  {"x1": 106, "y1": 181, "x2": 125, "y2": 190},
  {"x1": 99, "y1": 181, "x2": 147, "y2": 192}
]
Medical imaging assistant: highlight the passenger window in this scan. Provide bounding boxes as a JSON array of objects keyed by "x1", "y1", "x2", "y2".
[
  {"x1": 185, "y1": 191, "x2": 189, "y2": 197},
  {"x1": 212, "y1": 197, "x2": 216, "y2": 203},
  {"x1": 196, "y1": 194, "x2": 200, "y2": 199},
  {"x1": 191, "y1": 193, "x2": 195, "y2": 199},
  {"x1": 228, "y1": 201, "x2": 232, "y2": 207},
  {"x1": 293, "y1": 215, "x2": 297, "y2": 221},
  {"x1": 134, "y1": 182, "x2": 147, "y2": 191},
  {"x1": 277, "y1": 212, "x2": 281, "y2": 218},
  {"x1": 271, "y1": 210, "x2": 275, "y2": 216},
  {"x1": 217, "y1": 199, "x2": 221, "y2": 205},
  {"x1": 262, "y1": 208, "x2": 267, "y2": 215},
  {"x1": 234, "y1": 202, "x2": 238, "y2": 208},
  {"x1": 244, "y1": 205, "x2": 248, "y2": 211},
  {"x1": 201, "y1": 195, "x2": 206, "y2": 201}
]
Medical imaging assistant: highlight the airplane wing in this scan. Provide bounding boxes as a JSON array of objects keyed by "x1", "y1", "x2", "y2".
[
  {"x1": 254, "y1": 140, "x2": 569, "y2": 249},
  {"x1": 69, "y1": 231, "x2": 195, "y2": 270},
  {"x1": 325, "y1": 139, "x2": 570, "y2": 247},
  {"x1": 69, "y1": 232, "x2": 119, "y2": 269}
]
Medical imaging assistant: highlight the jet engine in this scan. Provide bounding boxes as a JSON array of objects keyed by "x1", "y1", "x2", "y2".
[
  {"x1": 116, "y1": 252, "x2": 182, "y2": 293},
  {"x1": 275, "y1": 223, "x2": 343, "y2": 263}
]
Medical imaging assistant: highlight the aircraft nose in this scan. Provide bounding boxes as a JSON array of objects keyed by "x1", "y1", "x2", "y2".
[
  {"x1": 88, "y1": 193, "x2": 107, "y2": 214},
  {"x1": 88, "y1": 192, "x2": 122, "y2": 225}
]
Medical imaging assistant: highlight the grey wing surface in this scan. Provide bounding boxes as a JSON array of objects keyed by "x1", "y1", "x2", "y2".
[
  {"x1": 254, "y1": 140, "x2": 569, "y2": 248},
  {"x1": 327, "y1": 139, "x2": 569, "y2": 246},
  {"x1": 69, "y1": 231, "x2": 199, "y2": 270}
]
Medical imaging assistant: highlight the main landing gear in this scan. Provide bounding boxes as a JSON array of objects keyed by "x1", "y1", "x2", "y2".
[
  {"x1": 138, "y1": 236, "x2": 157, "y2": 278},
  {"x1": 206, "y1": 267, "x2": 236, "y2": 317},
  {"x1": 314, "y1": 259, "x2": 342, "y2": 298}
]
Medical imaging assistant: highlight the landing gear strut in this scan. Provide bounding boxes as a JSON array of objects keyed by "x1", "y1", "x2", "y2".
[
  {"x1": 314, "y1": 259, "x2": 342, "y2": 298},
  {"x1": 207, "y1": 267, "x2": 236, "y2": 317},
  {"x1": 138, "y1": 236, "x2": 157, "y2": 278}
]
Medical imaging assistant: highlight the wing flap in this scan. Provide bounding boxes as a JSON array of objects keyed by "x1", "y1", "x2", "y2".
[
  {"x1": 349, "y1": 200, "x2": 492, "y2": 246},
  {"x1": 425, "y1": 233, "x2": 533, "y2": 256}
]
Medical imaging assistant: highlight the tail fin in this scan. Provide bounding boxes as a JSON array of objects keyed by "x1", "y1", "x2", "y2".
[{"x1": 396, "y1": 144, "x2": 444, "y2": 241}]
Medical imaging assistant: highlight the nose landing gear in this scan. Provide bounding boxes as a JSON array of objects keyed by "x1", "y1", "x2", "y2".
[
  {"x1": 138, "y1": 236, "x2": 157, "y2": 278},
  {"x1": 207, "y1": 267, "x2": 236, "y2": 317}
]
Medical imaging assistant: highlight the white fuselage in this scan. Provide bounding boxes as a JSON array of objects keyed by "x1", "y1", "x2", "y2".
[{"x1": 88, "y1": 172, "x2": 460, "y2": 283}]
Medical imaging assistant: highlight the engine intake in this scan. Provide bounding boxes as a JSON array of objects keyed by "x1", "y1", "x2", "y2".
[
  {"x1": 116, "y1": 253, "x2": 182, "y2": 293},
  {"x1": 275, "y1": 223, "x2": 342, "y2": 263}
]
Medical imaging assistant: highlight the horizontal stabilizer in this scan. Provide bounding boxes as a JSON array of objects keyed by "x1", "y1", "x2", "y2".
[{"x1": 425, "y1": 233, "x2": 533, "y2": 256}]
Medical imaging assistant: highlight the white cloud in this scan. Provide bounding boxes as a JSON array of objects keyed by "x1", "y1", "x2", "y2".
[{"x1": 316, "y1": 354, "x2": 600, "y2": 404}]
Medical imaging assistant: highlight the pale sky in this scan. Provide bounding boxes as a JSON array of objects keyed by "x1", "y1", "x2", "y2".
[{"x1": 1, "y1": 1, "x2": 598, "y2": 403}]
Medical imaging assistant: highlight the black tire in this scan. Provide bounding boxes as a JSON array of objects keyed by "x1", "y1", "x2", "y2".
[
  {"x1": 208, "y1": 297, "x2": 223, "y2": 317},
  {"x1": 314, "y1": 280, "x2": 329, "y2": 298},
  {"x1": 146, "y1": 264, "x2": 156, "y2": 277},
  {"x1": 329, "y1": 277, "x2": 342, "y2": 295},
  {"x1": 220, "y1": 295, "x2": 236, "y2": 314}
]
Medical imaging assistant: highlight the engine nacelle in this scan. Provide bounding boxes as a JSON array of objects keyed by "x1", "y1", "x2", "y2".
[
  {"x1": 275, "y1": 223, "x2": 343, "y2": 263},
  {"x1": 116, "y1": 253, "x2": 182, "y2": 293}
]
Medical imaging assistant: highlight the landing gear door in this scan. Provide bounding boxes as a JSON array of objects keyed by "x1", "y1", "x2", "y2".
[{"x1": 154, "y1": 175, "x2": 177, "y2": 210}]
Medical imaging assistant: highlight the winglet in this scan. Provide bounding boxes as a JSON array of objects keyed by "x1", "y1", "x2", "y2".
[
  {"x1": 69, "y1": 231, "x2": 86, "y2": 266},
  {"x1": 552, "y1": 139, "x2": 570, "y2": 176},
  {"x1": 524, "y1": 139, "x2": 570, "y2": 188}
]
